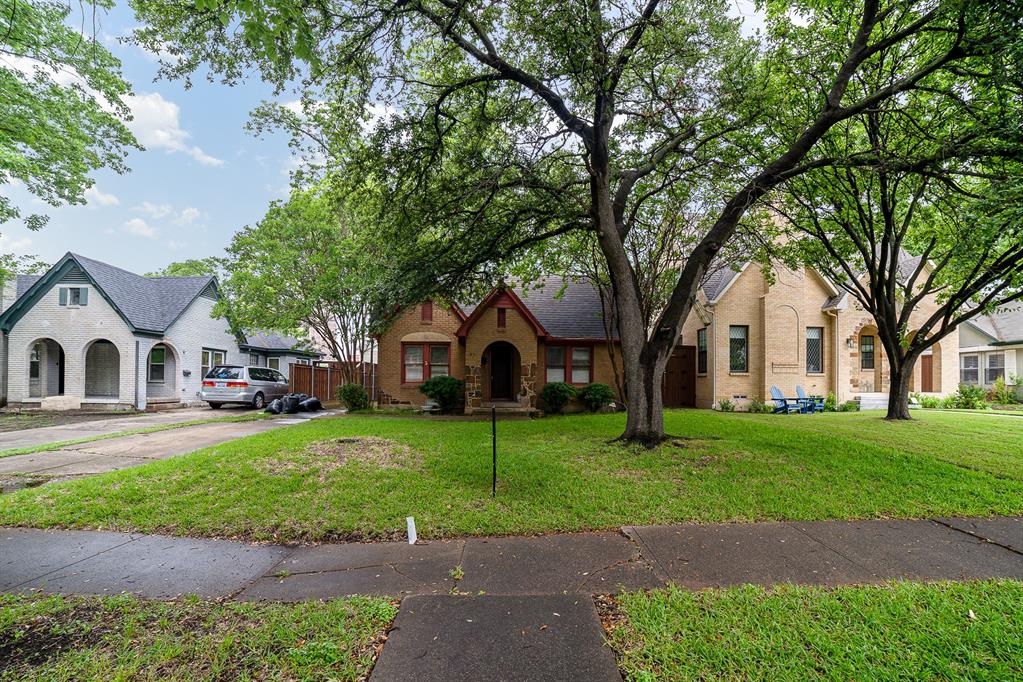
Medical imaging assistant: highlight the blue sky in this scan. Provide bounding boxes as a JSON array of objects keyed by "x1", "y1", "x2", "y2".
[{"x1": 1, "y1": 1, "x2": 298, "y2": 274}]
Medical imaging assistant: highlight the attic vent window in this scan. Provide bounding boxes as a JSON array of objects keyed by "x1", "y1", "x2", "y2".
[
  {"x1": 59, "y1": 287, "x2": 88, "y2": 306},
  {"x1": 497, "y1": 308, "x2": 507, "y2": 328},
  {"x1": 421, "y1": 301, "x2": 433, "y2": 322}
]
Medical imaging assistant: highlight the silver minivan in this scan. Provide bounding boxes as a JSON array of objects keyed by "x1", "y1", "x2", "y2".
[{"x1": 200, "y1": 365, "x2": 289, "y2": 409}]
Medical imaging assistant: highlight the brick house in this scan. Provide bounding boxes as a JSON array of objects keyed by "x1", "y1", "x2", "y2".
[
  {"x1": 679, "y1": 257, "x2": 959, "y2": 409},
  {"x1": 375, "y1": 277, "x2": 625, "y2": 413},
  {"x1": 0, "y1": 253, "x2": 319, "y2": 410}
]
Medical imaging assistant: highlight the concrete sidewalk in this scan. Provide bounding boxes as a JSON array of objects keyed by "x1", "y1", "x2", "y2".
[{"x1": 2, "y1": 516, "x2": 1020, "y2": 600}]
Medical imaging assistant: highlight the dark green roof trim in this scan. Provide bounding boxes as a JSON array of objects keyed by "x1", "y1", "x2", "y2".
[
  {"x1": 991, "y1": 339, "x2": 1023, "y2": 347},
  {"x1": 238, "y1": 344, "x2": 322, "y2": 358},
  {"x1": 0, "y1": 254, "x2": 139, "y2": 334}
]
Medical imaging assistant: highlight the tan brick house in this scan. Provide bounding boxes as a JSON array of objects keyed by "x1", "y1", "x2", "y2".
[
  {"x1": 680, "y1": 257, "x2": 959, "y2": 409},
  {"x1": 374, "y1": 277, "x2": 624, "y2": 413}
]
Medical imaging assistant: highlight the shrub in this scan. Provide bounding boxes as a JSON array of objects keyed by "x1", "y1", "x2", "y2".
[
  {"x1": 838, "y1": 400, "x2": 860, "y2": 412},
  {"x1": 540, "y1": 382, "x2": 577, "y2": 414},
  {"x1": 748, "y1": 397, "x2": 773, "y2": 414},
  {"x1": 823, "y1": 392, "x2": 838, "y2": 412},
  {"x1": 717, "y1": 399, "x2": 735, "y2": 412},
  {"x1": 419, "y1": 375, "x2": 465, "y2": 414},
  {"x1": 988, "y1": 376, "x2": 1018, "y2": 404},
  {"x1": 336, "y1": 383, "x2": 369, "y2": 412},
  {"x1": 577, "y1": 383, "x2": 616, "y2": 412},
  {"x1": 917, "y1": 394, "x2": 943, "y2": 409},
  {"x1": 950, "y1": 383, "x2": 989, "y2": 410}
]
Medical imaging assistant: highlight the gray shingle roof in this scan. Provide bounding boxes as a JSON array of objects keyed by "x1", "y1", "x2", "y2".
[
  {"x1": 513, "y1": 276, "x2": 615, "y2": 339},
  {"x1": 974, "y1": 305, "x2": 1023, "y2": 344},
  {"x1": 702, "y1": 265, "x2": 742, "y2": 302},
  {"x1": 241, "y1": 331, "x2": 319, "y2": 355},
  {"x1": 15, "y1": 254, "x2": 215, "y2": 333}
]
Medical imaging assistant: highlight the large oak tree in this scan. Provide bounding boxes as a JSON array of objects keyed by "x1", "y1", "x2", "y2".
[{"x1": 132, "y1": 0, "x2": 1021, "y2": 442}]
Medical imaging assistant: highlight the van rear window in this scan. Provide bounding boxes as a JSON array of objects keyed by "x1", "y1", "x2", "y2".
[{"x1": 206, "y1": 366, "x2": 242, "y2": 380}]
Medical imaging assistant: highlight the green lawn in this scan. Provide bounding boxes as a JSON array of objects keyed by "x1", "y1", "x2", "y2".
[
  {"x1": 0, "y1": 593, "x2": 396, "y2": 681},
  {"x1": 605, "y1": 580, "x2": 1023, "y2": 680},
  {"x1": 0, "y1": 410, "x2": 1021, "y2": 542}
]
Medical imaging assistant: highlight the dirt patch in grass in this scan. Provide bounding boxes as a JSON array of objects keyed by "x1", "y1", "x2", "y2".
[
  {"x1": 0, "y1": 603, "x2": 114, "y2": 672},
  {"x1": 305, "y1": 437, "x2": 419, "y2": 469}
]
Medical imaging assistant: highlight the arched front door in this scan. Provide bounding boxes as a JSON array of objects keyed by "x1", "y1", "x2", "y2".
[{"x1": 484, "y1": 341, "x2": 520, "y2": 401}]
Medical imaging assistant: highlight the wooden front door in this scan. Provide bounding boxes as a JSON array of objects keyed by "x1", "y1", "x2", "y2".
[
  {"x1": 489, "y1": 344, "x2": 514, "y2": 400},
  {"x1": 921, "y1": 354, "x2": 933, "y2": 393},
  {"x1": 663, "y1": 346, "x2": 696, "y2": 408}
]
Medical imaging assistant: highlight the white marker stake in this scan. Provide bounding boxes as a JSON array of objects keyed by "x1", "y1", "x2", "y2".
[{"x1": 406, "y1": 516, "x2": 418, "y2": 545}]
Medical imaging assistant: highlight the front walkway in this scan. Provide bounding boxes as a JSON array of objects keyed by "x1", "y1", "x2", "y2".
[{"x1": 3, "y1": 517, "x2": 1020, "y2": 681}]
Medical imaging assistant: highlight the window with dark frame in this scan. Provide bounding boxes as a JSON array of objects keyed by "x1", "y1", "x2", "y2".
[
  {"x1": 860, "y1": 335, "x2": 875, "y2": 370},
  {"x1": 806, "y1": 327, "x2": 823, "y2": 374},
  {"x1": 30, "y1": 344, "x2": 40, "y2": 379},
  {"x1": 546, "y1": 345, "x2": 592, "y2": 384},
  {"x1": 268, "y1": 357, "x2": 280, "y2": 371},
  {"x1": 697, "y1": 328, "x2": 708, "y2": 374},
  {"x1": 149, "y1": 346, "x2": 166, "y2": 383},
  {"x1": 421, "y1": 301, "x2": 433, "y2": 322},
  {"x1": 546, "y1": 346, "x2": 565, "y2": 383},
  {"x1": 403, "y1": 343, "x2": 449, "y2": 383},
  {"x1": 729, "y1": 326, "x2": 748, "y2": 373},
  {"x1": 497, "y1": 307, "x2": 507, "y2": 328}
]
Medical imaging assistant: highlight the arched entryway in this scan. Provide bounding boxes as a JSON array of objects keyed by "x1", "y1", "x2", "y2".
[
  {"x1": 483, "y1": 341, "x2": 521, "y2": 402},
  {"x1": 146, "y1": 343, "x2": 179, "y2": 400},
  {"x1": 84, "y1": 339, "x2": 120, "y2": 398},
  {"x1": 854, "y1": 325, "x2": 883, "y2": 393},
  {"x1": 27, "y1": 338, "x2": 64, "y2": 398}
]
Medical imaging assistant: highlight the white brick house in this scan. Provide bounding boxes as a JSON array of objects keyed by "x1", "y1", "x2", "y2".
[{"x1": 0, "y1": 253, "x2": 319, "y2": 410}]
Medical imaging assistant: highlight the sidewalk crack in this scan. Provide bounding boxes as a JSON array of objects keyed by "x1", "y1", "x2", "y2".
[
  {"x1": 789, "y1": 523, "x2": 874, "y2": 575},
  {"x1": 931, "y1": 518, "x2": 1023, "y2": 558},
  {"x1": 10, "y1": 534, "x2": 141, "y2": 590}
]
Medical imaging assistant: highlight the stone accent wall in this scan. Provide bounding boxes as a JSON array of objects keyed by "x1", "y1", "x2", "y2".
[
  {"x1": 375, "y1": 303, "x2": 464, "y2": 407},
  {"x1": 463, "y1": 305, "x2": 539, "y2": 410}
]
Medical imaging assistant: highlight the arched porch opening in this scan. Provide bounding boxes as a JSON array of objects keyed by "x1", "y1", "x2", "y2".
[
  {"x1": 853, "y1": 325, "x2": 883, "y2": 393},
  {"x1": 27, "y1": 338, "x2": 64, "y2": 398},
  {"x1": 146, "y1": 343, "x2": 179, "y2": 401},
  {"x1": 482, "y1": 341, "x2": 521, "y2": 403},
  {"x1": 84, "y1": 339, "x2": 120, "y2": 398}
]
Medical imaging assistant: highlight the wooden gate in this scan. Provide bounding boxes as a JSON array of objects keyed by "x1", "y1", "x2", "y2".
[
  {"x1": 662, "y1": 345, "x2": 696, "y2": 408},
  {"x1": 289, "y1": 362, "x2": 377, "y2": 401}
]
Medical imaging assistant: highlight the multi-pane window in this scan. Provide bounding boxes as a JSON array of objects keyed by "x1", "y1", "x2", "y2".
[
  {"x1": 729, "y1": 326, "x2": 748, "y2": 373},
  {"x1": 545, "y1": 346, "x2": 592, "y2": 384},
  {"x1": 249, "y1": 353, "x2": 261, "y2": 366},
  {"x1": 29, "y1": 344, "x2": 40, "y2": 379},
  {"x1": 697, "y1": 328, "x2": 708, "y2": 374},
  {"x1": 986, "y1": 353, "x2": 1005, "y2": 384},
  {"x1": 960, "y1": 355, "x2": 979, "y2": 384},
  {"x1": 149, "y1": 346, "x2": 166, "y2": 382},
  {"x1": 402, "y1": 343, "x2": 449, "y2": 383},
  {"x1": 860, "y1": 335, "x2": 875, "y2": 370},
  {"x1": 59, "y1": 287, "x2": 88, "y2": 306},
  {"x1": 806, "y1": 327, "x2": 824, "y2": 374},
  {"x1": 202, "y1": 348, "x2": 226, "y2": 379}
]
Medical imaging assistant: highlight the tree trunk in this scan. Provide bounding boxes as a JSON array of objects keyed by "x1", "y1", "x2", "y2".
[
  {"x1": 619, "y1": 343, "x2": 671, "y2": 446},
  {"x1": 886, "y1": 357, "x2": 915, "y2": 420}
]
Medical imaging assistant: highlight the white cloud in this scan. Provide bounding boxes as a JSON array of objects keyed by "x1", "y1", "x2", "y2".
[
  {"x1": 122, "y1": 217, "x2": 158, "y2": 239},
  {"x1": 84, "y1": 186, "x2": 120, "y2": 207},
  {"x1": 0, "y1": 234, "x2": 33, "y2": 254},
  {"x1": 136, "y1": 201, "x2": 174, "y2": 219},
  {"x1": 134, "y1": 202, "x2": 205, "y2": 226},
  {"x1": 174, "y1": 207, "x2": 201, "y2": 225},
  {"x1": 124, "y1": 92, "x2": 225, "y2": 167}
]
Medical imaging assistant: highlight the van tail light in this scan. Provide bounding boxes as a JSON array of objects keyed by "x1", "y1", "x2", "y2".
[
  {"x1": 226, "y1": 382, "x2": 249, "y2": 388},
  {"x1": 202, "y1": 381, "x2": 215, "y2": 387}
]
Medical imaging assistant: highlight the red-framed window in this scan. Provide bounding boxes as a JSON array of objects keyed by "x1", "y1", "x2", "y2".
[
  {"x1": 421, "y1": 301, "x2": 433, "y2": 322},
  {"x1": 545, "y1": 345, "x2": 593, "y2": 385},
  {"x1": 497, "y1": 307, "x2": 507, "y2": 328},
  {"x1": 402, "y1": 342, "x2": 450, "y2": 384}
]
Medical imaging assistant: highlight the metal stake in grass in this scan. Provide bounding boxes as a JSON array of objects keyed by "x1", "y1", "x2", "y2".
[{"x1": 492, "y1": 405, "x2": 497, "y2": 498}]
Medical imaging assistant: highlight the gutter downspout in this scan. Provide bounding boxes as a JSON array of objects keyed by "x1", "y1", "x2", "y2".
[
  {"x1": 709, "y1": 310, "x2": 717, "y2": 409},
  {"x1": 134, "y1": 339, "x2": 139, "y2": 410},
  {"x1": 826, "y1": 309, "x2": 839, "y2": 402}
]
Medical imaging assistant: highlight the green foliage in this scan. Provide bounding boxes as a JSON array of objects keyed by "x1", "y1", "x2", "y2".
[
  {"x1": 717, "y1": 399, "x2": 735, "y2": 412},
  {"x1": 146, "y1": 258, "x2": 223, "y2": 278},
  {"x1": 951, "y1": 384, "x2": 989, "y2": 410},
  {"x1": 988, "y1": 377, "x2": 1018, "y2": 405},
  {"x1": 2, "y1": 0, "x2": 139, "y2": 230},
  {"x1": 823, "y1": 392, "x2": 838, "y2": 412},
  {"x1": 747, "y1": 397, "x2": 773, "y2": 414},
  {"x1": 838, "y1": 401, "x2": 860, "y2": 413},
  {"x1": 540, "y1": 382, "x2": 576, "y2": 415},
  {"x1": 418, "y1": 376, "x2": 464, "y2": 414},
  {"x1": 914, "y1": 393, "x2": 944, "y2": 409},
  {"x1": 578, "y1": 383, "x2": 615, "y2": 413},
  {"x1": 336, "y1": 383, "x2": 369, "y2": 412}
]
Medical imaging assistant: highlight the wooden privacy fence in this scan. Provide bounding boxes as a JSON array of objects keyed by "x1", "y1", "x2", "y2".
[{"x1": 289, "y1": 362, "x2": 377, "y2": 401}]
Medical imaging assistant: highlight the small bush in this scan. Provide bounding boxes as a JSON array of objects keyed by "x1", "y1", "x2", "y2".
[
  {"x1": 950, "y1": 383, "x2": 989, "y2": 410},
  {"x1": 838, "y1": 400, "x2": 860, "y2": 412},
  {"x1": 578, "y1": 383, "x2": 616, "y2": 412},
  {"x1": 748, "y1": 397, "x2": 773, "y2": 414},
  {"x1": 916, "y1": 393, "x2": 943, "y2": 409},
  {"x1": 336, "y1": 383, "x2": 369, "y2": 412},
  {"x1": 419, "y1": 375, "x2": 465, "y2": 414},
  {"x1": 540, "y1": 382, "x2": 577, "y2": 414},
  {"x1": 823, "y1": 392, "x2": 838, "y2": 412},
  {"x1": 988, "y1": 376, "x2": 1018, "y2": 404},
  {"x1": 717, "y1": 399, "x2": 735, "y2": 412}
]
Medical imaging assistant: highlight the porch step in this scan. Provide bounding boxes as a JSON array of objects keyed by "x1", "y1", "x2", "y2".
[{"x1": 855, "y1": 393, "x2": 888, "y2": 411}]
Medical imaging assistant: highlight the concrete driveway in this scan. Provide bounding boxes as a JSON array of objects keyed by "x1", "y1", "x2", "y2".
[{"x1": 0, "y1": 410, "x2": 337, "y2": 489}]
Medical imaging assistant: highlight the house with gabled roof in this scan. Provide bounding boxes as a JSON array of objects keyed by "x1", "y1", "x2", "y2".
[
  {"x1": 0, "y1": 253, "x2": 319, "y2": 410},
  {"x1": 958, "y1": 306, "x2": 1022, "y2": 391}
]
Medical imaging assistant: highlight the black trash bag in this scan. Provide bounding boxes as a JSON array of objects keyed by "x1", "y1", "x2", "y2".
[
  {"x1": 299, "y1": 397, "x2": 322, "y2": 412},
  {"x1": 265, "y1": 398, "x2": 283, "y2": 414},
  {"x1": 281, "y1": 394, "x2": 302, "y2": 414}
]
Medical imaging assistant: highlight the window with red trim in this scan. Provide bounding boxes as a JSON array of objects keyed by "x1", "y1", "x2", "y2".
[
  {"x1": 497, "y1": 308, "x2": 506, "y2": 328},
  {"x1": 546, "y1": 346, "x2": 592, "y2": 385},
  {"x1": 403, "y1": 343, "x2": 450, "y2": 383},
  {"x1": 421, "y1": 302, "x2": 433, "y2": 322}
]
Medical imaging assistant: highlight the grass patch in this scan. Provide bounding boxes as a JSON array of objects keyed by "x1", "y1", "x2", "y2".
[
  {"x1": 0, "y1": 412, "x2": 270, "y2": 459},
  {"x1": 604, "y1": 580, "x2": 1023, "y2": 680},
  {"x1": 0, "y1": 593, "x2": 396, "y2": 681},
  {"x1": 0, "y1": 410, "x2": 1021, "y2": 542}
]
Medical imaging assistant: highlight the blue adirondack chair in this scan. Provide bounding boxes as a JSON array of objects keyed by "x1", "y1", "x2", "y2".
[
  {"x1": 770, "y1": 386, "x2": 802, "y2": 414},
  {"x1": 796, "y1": 386, "x2": 825, "y2": 413}
]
